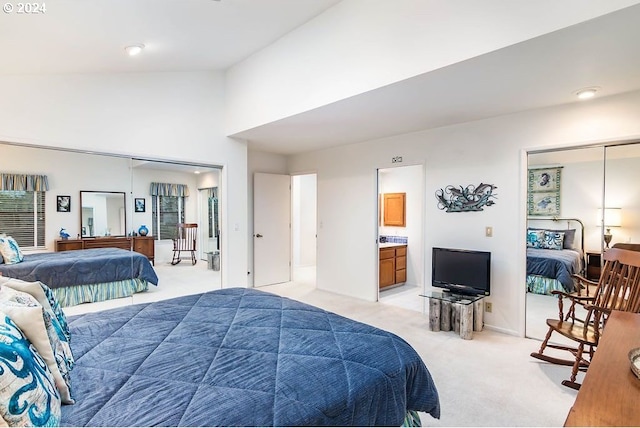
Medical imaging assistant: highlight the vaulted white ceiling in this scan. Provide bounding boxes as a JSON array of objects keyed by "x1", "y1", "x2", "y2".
[
  {"x1": 231, "y1": 3, "x2": 640, "y2": 154},
  {"x1": 0, "y1": 0, "x2": 341, "y2": 74},
  {"x1": 2, "y1": 1, "x2": 640, "y2": 155}
]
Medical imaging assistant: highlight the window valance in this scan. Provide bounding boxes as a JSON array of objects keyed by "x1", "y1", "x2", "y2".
[
  {"x1": 150, "y1": 182, "x2": 190, "y2": 197},
  {"x1": 200, "y1": 187, "x2": 218, "y2": 199},
  {"x1": 0, "y1": 173, "x2": 49, "y2": 191}
]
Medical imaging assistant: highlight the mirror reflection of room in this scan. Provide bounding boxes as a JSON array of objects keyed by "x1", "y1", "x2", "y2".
[
  {"x1": 81, "y1": 191, "x2": 126, "y2": 237},
  {"x1": 525, "y1": 142, "x2": 640, "y2": 340}
]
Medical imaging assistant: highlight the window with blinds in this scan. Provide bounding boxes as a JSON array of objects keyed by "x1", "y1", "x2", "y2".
[
  {"x1": 0, "y1": 191, "x2": 46, "y2": 248},
  {"x1": 152, "y1": 195, "x2": 184, "y2": 240}
]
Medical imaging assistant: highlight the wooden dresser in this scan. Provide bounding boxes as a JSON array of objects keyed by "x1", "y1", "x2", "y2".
[
  {"x1": 564, "y1": 311, "x2": 640, "y2": 426},
  {"x1": 55, "y1": 236, "x2": 155, "y2": 265}
]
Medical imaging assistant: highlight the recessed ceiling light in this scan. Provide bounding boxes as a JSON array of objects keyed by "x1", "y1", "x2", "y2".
[
  {"x1": 125, "y1": 44, "x2": 145, "y2": 56},
  {"x1": 575, "y1": 87, "x2": 600, "y2": 100},
  {"x1": 194, "y1": 170, "x2": 200, "y2": 174}
]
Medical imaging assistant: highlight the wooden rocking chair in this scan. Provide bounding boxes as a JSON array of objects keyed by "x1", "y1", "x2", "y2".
[
  {"x1": 171, "y1": 223, "x2": 198, "y2": 265},
  {"x1": 530, "y1": 247, "x2": 640, "y2": 390}
]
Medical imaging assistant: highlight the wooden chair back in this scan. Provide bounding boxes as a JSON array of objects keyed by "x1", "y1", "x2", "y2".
[
  {"x1": 595, "y1": 248, "x2": 640, "y2": 314},
  {"x1": 173, "y1": 223, "x2": 197, "y2": 250},
  {"x1": 171, "y1": 223, "x2": 198, "y2": 265}
]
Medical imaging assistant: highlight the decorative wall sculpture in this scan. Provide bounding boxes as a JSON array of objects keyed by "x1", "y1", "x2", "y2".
[
  {"x1": 435, "y1": 183, "x2": 498, "y2": 212},
  {"x1": 527, "y1": 167, "x2": 562, "y2": 216}
]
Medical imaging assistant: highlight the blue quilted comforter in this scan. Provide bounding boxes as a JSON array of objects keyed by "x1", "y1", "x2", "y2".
[
  {"x1": 526, "y1": 248, "x2": 582, "y2": 292},
  {"x1": 0, "y1": 248, "x2": 158, "y2": 289},
  {"x1": 61, "y1": 288, "x2": 440, "y2": 426}
]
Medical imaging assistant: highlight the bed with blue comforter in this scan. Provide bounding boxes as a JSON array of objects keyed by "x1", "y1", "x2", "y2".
[
  {"x1": 60, "y1": 288, "x2": 441, "y2": 426},
  {"x1": 0, "y1": 248, "x2": 158, "y2": 306},
  {"x1": 526, "y1": 248, "x2": 582, "y2": 294}
]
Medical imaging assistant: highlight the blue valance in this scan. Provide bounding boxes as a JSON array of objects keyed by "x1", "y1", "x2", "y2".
[
  {"x1": 150, "y1": 182, "x2": 190, "y2": 197},
  {"x1": 0, "y1": 173, "x2": 49, "y2": 191}
]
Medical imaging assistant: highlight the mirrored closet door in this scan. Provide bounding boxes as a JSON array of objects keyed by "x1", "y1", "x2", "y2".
[
  {"x1": 525, "y1": 141, "x2": 640, "y2": 340},
  {"x1": 0, "y1": 141, "x2": 223, "y2": 291}
]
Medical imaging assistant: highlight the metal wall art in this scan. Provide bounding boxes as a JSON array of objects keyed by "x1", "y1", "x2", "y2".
[{"x1": 435, "y1": 183, "x2": 498, "y2": 212}]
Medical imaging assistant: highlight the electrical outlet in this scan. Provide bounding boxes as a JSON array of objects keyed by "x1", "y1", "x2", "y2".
[
  {"x1": 485, "y1": 226, "x2": 493, "y2": 237},
  {"x1": 485, "y1": 302, "x2": 492, "y2": 313}
]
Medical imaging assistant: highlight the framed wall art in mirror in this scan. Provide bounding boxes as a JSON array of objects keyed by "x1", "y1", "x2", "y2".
[
  {"x1": 528, "y1": 167, "x2": 562, "y2": 216},
  {"x1": 135, "y1": 198, "x2": 145, "y2": 213},
  {"x1": 57, "y1": 195, "x2": 71, "y2": 212}
]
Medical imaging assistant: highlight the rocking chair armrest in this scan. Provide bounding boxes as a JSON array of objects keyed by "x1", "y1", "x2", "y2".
[
  {"x1": 571, "y1": 273, "x2": 598, "y2": 287},
  {"x1": 583, "y1": 304, "x2": 613, "y2": 315},
  {"x1": 550, "y1": 290, "x2": 596, "y2": 303}
]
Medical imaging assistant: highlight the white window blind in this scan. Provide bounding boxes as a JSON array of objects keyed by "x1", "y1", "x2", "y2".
[{"x1": 0, "y1": 191, "x2": 46, "y2": 248}]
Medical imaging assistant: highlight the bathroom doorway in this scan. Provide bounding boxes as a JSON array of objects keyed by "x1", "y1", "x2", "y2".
[
  {"x1": 377, "y1": 164, "x2": 425, "y2": 312},
  {"x1": 292, "y1": 173, "x2": 317, "y2": 285}
]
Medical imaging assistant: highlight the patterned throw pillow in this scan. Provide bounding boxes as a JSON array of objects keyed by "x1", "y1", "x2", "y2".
[
  {"x1": 543, "y1": 230, "x2": 565, "y2": 250},
  {"x1": 0, "y1": 236, "x2": 23, "y2": 265},
  {"x1": 526, "y1": 229, "x2": 545, "y2": 248},
  {"x1": 0, "y1": 287, "x2": 74, "y2": 404},
  {"x1": 0, "y1": 278, "x2": 70, "y2": 341},
  {"x1": 0, "y1": 311, "x2": 61, "y2": 427}
]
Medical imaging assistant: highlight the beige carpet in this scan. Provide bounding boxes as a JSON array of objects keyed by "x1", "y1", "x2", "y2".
[{"x1": 63, "y1": 264, "x2": 578, "y2": 426}]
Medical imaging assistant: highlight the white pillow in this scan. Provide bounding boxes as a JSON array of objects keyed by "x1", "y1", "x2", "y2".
[
  {"x1": 0, "y1": 277, "x2": 70, "y2": 341},
  {"x1": 0, "y1": 236, "x2": 23, "y2": 265},
  {"x1": 0, "y1": 286, "x2": 74, "y2": 404}
]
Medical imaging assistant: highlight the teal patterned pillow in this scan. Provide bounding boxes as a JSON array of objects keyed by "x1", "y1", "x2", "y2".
[
  {"x1": 40, "y1": 283, "x2": 69, "y2": 341},
  {"x1": 543, "y1": 230, "x2": 565, "y2": 250},
  {"x1": 0, "y1": 312, "x2": 61, "y2": 427},
  {"x1": 0, "y1": 236, "x2": 23, "y2": 265},
  {"x1": 526, "y1": 229, "x2": 545, "y2": 248},
  {"x1": 0, "y1": 287, "x2": 74, "y2": 404}
]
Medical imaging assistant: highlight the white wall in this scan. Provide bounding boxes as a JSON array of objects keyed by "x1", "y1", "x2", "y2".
[
  {"x1": 226, "y1": 0, "x2": 638, "y2": 134},
  {"x1": 379, "y1": 165, "x2": 423, "y2": 288},
  {"x1": 288, "y1": 90, "x2": 640, "y2": 336},
  {"x1": 0, "y1": 71, "x2": 248, "y2": 288}
]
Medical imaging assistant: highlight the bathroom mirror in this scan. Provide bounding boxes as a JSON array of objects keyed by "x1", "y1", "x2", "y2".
[{"x1": 80, "y1": 191, "x2": 126, "y2": 237}]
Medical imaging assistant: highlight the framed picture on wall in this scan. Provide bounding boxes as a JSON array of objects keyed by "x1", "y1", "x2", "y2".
[
  {"x1": 135, "y1": 198, "x2": 146, "y2": 213},
  {"x1": 528, "y1": 167, "x2": 561, "y2": 192},
  {"x1": 56, "y1": 195, "x2": 71, "y2": 212},
  {"x1": 528, "y1": 167, "x2": 562, "y2": 216}
]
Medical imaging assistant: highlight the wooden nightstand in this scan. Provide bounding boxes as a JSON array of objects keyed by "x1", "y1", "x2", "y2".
[{"x1": 586, "y1": 251, "x2": 602, "y2": 281}]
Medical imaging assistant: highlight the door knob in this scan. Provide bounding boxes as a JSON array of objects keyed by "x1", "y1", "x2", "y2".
[{"x1": 255, "y1": 233, "x2": 263, "y2": 238}]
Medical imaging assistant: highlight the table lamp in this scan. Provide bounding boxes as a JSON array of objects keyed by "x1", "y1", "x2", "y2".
[{"x1": 597, "y1": 208, "x2": 622, "y2": 249}]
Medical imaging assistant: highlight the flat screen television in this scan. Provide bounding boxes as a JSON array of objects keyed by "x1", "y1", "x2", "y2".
[{"x1": 432, "y1": 247, "x2": 491, "y2": 296}]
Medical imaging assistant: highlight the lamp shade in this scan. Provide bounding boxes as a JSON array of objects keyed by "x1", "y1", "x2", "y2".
[{"x1": 597, "y1": 208, "x2": 622, "y2": 227}]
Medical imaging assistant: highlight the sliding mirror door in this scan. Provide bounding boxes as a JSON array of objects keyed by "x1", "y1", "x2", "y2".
[
  {"x1": 130, "y1": 159, "x2": 222, "y2": 289},
  {"x1": 525, "y1": 146, "x2": 604, "y2": 340},
  {"x1": 603, "y1": 143, "x2": 640, "y2": 251}
]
